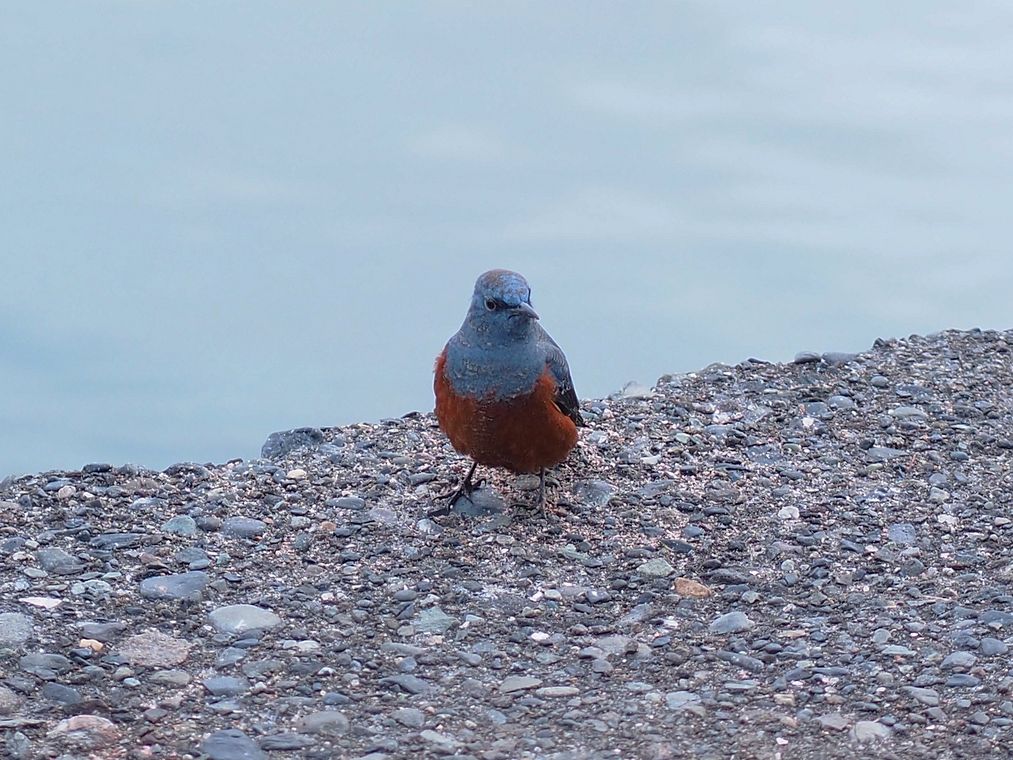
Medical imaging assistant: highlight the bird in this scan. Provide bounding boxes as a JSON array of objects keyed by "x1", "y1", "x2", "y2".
[{"x1": 432, "y1": 269, "x2": 584, "y2": 514}]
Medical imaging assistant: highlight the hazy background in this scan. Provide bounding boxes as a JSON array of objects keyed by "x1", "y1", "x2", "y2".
[{"x1": 3, "y1": 2, "x2": 1013, "y2": 477}]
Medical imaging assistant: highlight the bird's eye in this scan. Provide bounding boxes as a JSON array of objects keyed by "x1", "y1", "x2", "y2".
[{"x1": 485, "y1": 298, "x2": 497, "y2": 311}]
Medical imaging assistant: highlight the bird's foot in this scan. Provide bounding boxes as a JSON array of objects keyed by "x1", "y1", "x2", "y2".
[{"x1": 428, "y1": 463, "x2": 481, "y2": 518}]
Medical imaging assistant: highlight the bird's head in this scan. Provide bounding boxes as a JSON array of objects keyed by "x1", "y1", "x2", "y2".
[{"x1": 466, "y1": 269, "x2": 539, "y2": 338}]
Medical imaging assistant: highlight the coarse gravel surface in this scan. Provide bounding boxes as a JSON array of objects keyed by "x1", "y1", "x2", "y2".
[{"x1": 2, "y1": 328, "x2": 1013, "y2": 759}]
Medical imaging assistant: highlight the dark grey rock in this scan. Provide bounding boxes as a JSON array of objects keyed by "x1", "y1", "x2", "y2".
[
  {"x1": 293, "y1": 710, "x2": 349, "y2": 735},
  {"x1": 201, "y1": 729, "x2": 266, "y2": 760},
  {"x1": 709, "y1": 611, "x2": 755, "y2": 634},
  {"x1": 0, "y1": 613, "x2": 33, "y2": 648},
  {"x1": 261, "y1": 427, "x2": 325, "y2": 459},
  {"x1": 203, "y1": 676, "x2": 250, "y2": 697},
  {"x1": 35, "y1": 547, "x2": 84, "y2": 575},
  {"x1": 41, "y1": 683, "x2": 82, "y2": 706},
  {"x1": 222, "y1": 517, "x2": 267, "y2": 538},
  {"x1": 140, "y1": 571, "x2": 210, "y2": 602},
  {"x1": 209, "y1": 605, "x2": 281, "y2": 634},
  {"x1": 20, "y1": 653, "x2": 74, "y2": 679}
]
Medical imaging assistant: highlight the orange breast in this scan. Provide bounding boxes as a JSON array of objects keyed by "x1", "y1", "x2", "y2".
[{"x1": 434, "y1": 350, "x2": 578, "y2": 474}]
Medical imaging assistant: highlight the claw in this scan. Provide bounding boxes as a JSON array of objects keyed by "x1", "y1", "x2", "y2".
[{"x1": 428, "y1": 461, "x2": 479, "y2": 517}]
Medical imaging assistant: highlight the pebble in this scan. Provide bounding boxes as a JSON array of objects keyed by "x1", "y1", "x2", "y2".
[
  {"x1": 35, "y1": 546, "x2": 84, "y2": 575},
  {"x1": 665, "y1": 690, "x2": 702, "y2": 710},
  {"x1": 499, "y1": 676, "x2": 542, "y2": 693},
  {"x1": 293, "y1": 710, "x2": 350, "y2": 735},
  {"x1": 414, "y1": 606, "x2": 456, "y2": 634},
  {"x1": 0, "y1": 613, "x2": 33, "y2": 648},
  {"x1": 117, "y1": 632, "x2": 190, "y2": 664},
  {"x1": 161, "y1": 515, "x2": 198, "y2": 536},
  {"x1": 49, "y1": 715, "x2": 120, "y2": 748},
  {"x1": 201, "y1": 728, "x2": 266, "y2": 760},
  {"x1": 709, "y1": 611, "x2": 755, "y2": 634},
  {"x1": 209, "y1": 605, "x2": 281, "y2": 634},
  {"x1": 139, "y1": 571, "x2": 210, "y2": 602},
  {"x1": 850, "y1": 720, "x2": 891, "y2": 742},
  {"x1": 222, "y1": 517, "x2": 267, "y2": 538},
  {"x1": 392, "y1": 707, "x2": 426, "y2": 728},
  {"x1": 637, "y1": 558, "x2": 674, "y2": 577}
]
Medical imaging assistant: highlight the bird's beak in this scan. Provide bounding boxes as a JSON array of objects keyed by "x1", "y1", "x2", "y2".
[{"x1": 515, "y1": 302, "x2": 539, "y2": 320}]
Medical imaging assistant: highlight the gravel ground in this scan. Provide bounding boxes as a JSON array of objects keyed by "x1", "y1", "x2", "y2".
[{"x1": 2, "y1": 328, "x2": 1012, "y2": 760}]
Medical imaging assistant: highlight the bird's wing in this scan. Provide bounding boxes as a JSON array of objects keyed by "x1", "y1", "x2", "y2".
[{"x1": 537, "y1": 326, "x2": 585, "y2": 427}]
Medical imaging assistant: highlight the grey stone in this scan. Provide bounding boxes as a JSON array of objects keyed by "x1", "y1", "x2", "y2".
[
  {"x1": 140, "y1": 571, "x2": 209, "y2": 602},
  {"x1": 414, "y1": 607, "x2": 456, "y2": 634},
  {"x1": 709, "y1": 611, "x2": 755, "y2": 634},
  {"x1": 41, "y1": 682, "x2": 82, "y2": 705},
  {"x1": 665, "y1": 690, "x2": 701, "y2": 710},
  {"x1": 261, "y1": 427, "x2": 325, "y2": 458},
  {"x1": 201, "y1": 729, "x2": 266, "y2": 760},
  {"x1": 904, "y1": 687, "x2": 940, "y2": 706},
  {"x1": 499, "y1": 676, "x2": 542, "y2": 693},
  {"x1": 20, "y1": 653, "x2": 73, "y2": 678},
  {"x1": 209, "y1": 605, "x2": 281, "y2": 634},
  {"x1": 0, "y1": 613, "x2": 33, "y2": 648},
  {"x1": 294, "y1": 710, "x2": 349, "y2": 735},
  {"x1": 222, "y1": 517, "x2": 267, "y2": 538},
  {"x1": 35, "y1": 546, "x2": 84, "y2": 575},
  {"x1": 392, "y1": 707, "x2": 425, "y2": 728},
  {"x1": 203, "y1": 676, "x2": 250, "y2": 696},
  {"x1": 851, "y1": 720, "x2": 891, "y2": 742},
  {"x1": 161, "y1": 515, "x2": 198, "y2": 536},
  {"x1": 637, "y1": 558, "x2": 674, "y2": 577},
  {"x1": 867, "y1": 447, "x2": 906, "y2": 462}
]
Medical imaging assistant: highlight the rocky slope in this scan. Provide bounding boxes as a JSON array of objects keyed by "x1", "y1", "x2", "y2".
[{"x1": 1, "y1": 328, "x2": 1012, "y2": 759}]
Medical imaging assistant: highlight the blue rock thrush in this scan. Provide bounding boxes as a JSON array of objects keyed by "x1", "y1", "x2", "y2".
[{"x1": 433, "y1": 269, "x2": 584, "y2": 512}]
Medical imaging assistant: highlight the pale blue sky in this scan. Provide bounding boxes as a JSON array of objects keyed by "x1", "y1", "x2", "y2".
[{"x1": 3, "y1": 2, "x2": 1013, "y2": 476}]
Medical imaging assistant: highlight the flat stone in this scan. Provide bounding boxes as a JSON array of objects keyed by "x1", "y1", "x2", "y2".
[
  {"x1": 941, "y1": 651, "x2": 977, "y2": 669},
  {"x1": 209, "y1": 605, "x2": 281, "y2": 634},
  {"x1": 203, "y1": 676, "x2": 250, "y2": 697},
  {"x1": 140, "y1": 571, "x2": 209, "y2": 602},
  {"x1": 675, "y1": 578, "x2": 712, "y2": 598},
  {"x1": 851, "y1": 720, "x2": 891, "y2": 742},
  {"x1": 904, "y1": 687, "x2": 940, "y2": 706},
  {"x1": 161, "y1": 515, "x2": 198, "y2": 536},
  {"x1": 35, "y1": 547, "x2": 85, "y2": 575},
  {"x1": 637, "y1": 558, "x2": 674, "y2": 577},
  {"x1": 118, "y1": 630, "x2": 192, "y2": 667},
  {"x1": 709, "y1": 611, "x2": 755, "y2": 634},
  {"x1": 980, "y1": 637, "x2": 1008, "y2": 656},
  {"x1": 293, "y1": 710, "x2": 350, "y2": 735},
  {"x1": 222, "y1": 517, "x2": 267, "y2": 538},
  {"x1": 49, "y1": 715, "x2": 120, "y2": 748},
  {"x1": 499, "y1": 676, "x2": 542, "y2": 694},
  {"x1": 867, "y1": 447, "x2": 906, "y2": 462},
  {"x1": 420, "y1": 729, "x2": 461, "y2": 751},
  {"x1": 665, "y1": 690, "x2": 701, "y2": 710},
  {"x1": 887, "y1": 523, "x2": 917, "y2": 545},
  {"x1": 201, "y1": 728, "x2": 266, "y2": 760},
  {"x1": 414, "y1": 607, "x2": 456, "y2": 634},
  {"x1": 20, "y1": 652, "x2": 74, "y2": 678},
  {"x1": 41, "y1": 682, "x2": 82, "y2": 705},
  {"x1": 392, "y1": 707, "x2": 426, "y2": 728},
  {"x1": 260, "y1": 733, "x2": 316, "y2": 750},
  {"x1": 261, "y1": 427, "x2": 324, "y2": 458},
  {"x1": 793, "y1": 351, "x2": 821, "y2": 364},
  {"x1": 0, "y1": 613, "x2": 33, "y2": 648},
  {"x1": 535, "y1": 686, "x2": 580, "y2": 698},
  {"x1": 148, "y1": 669, "x2": 192, "y2": 687},
  {"x1": 817, "y1": 713, "x2": 850, "y2": 731}
]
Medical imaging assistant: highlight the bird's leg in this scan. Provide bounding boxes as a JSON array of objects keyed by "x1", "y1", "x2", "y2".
[
  {"x1": 428, "y1": 461, "x2": 479, "y2": 517},
  {"x1": 538, "y1": 467, "x2": 546, "y2": 506}
]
